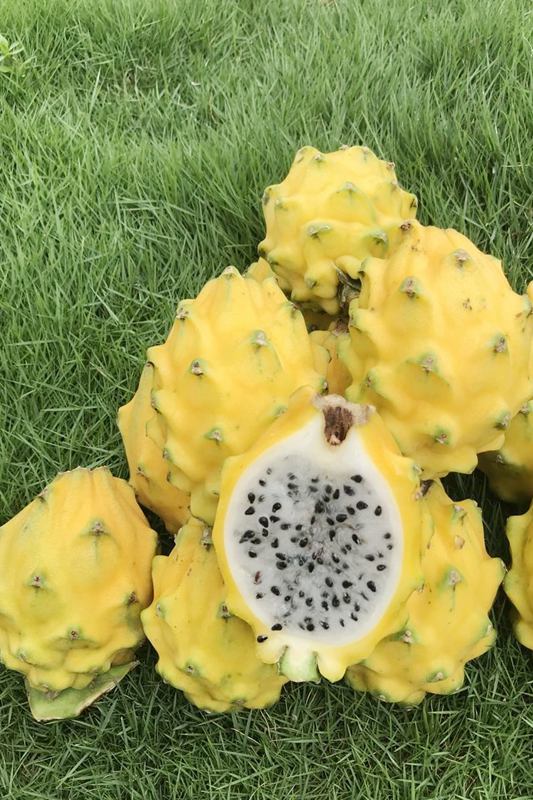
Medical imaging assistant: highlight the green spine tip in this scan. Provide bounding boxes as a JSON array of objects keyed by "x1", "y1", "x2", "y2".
[
  {"x1": 126, "y1": 592, "x2": 138, "y2": 606},
  {"x1": 400, "y1": 221, "x2": 413, "y2": 232},
  {"x1": 401, "y1": 629, "x2": 414, "y2": 644},
  {"x1": 307, "y1": 223, "x2": 332, "y2": 239},
  {"x1": 372, "y1": 231, "x2": 388, "y2": 247},
  {"x1": 312, "y1": 153, "x2": 325, "y2": 164},
  {"x1": 454, "y1": 535, "x2": 465, "y2": 550},
  {"x1": 217, "y1": 603, "x2": 232, "y2": 619},
  {"x1": 205, "y1": 428, "x2": 223, "y2": 443},
  {"x1": 201, "y1": 526, "x2": 213, "y2": 547},
  {"x1": 492, "y1": 335, "x2": 508, "y2": 354},
  {"x1": 400, "y1": 277, "x2": 420, "y2": 298},
  {"x1": 495, "y1": 412, "x2": 511, "y2": 430},
  {"x1": 251, "y1": 330, "x2": 269, "y2": 347},
  {"x1": 447, "y1": 569, "x2": 462, "y2": 587},
  {"x1": 453, "y1": 249, "x2": 470, "y2": 265},
  {"x1": 222, "y1": 266, "x2": 239, "y2": 279},
  {"x1": 90, "y1": 520, "x2": 106, "y2": 537},
  {"x1": 433, "y1": 429, "x2": 450, "y2": 446},
  {"x1": 452, "y1": 504, "x2": 467, "y2": 522},
  {"x1": 418, "y1": 353, "x2": 437, "y2": 373},
  {"x1": 190, "y1": 360, "x2": 204, "y2": 376},
  {"x1": 176, "y1": 305, "x2": 189, "y2": 321},
  {"x1": 274, "y1": 198, "x2": 286, "y2": 211}
]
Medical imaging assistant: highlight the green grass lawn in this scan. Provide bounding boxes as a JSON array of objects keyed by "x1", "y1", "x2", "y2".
[{"x1": 0, "y1": 0, "x2": 532, "y2": 796}]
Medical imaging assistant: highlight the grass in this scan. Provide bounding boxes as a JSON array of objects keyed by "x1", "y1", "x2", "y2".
[{"x1": 0, "y1": 0, "x2": 532, "y2": 796}]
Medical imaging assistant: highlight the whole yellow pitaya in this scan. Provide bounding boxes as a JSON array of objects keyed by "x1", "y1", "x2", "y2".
[
  {"x1": 141, "y1": 517, "x2": 287, "y2": 712},
  {"x1": 340, "y1": 221, "x2": 533, "y2": 476},
  {"x1": 0, "y1": 468, "x2": 157, "y2": 720},
  {"x1": 259, "y1": 145, "x2": 417, "y2": 314}
]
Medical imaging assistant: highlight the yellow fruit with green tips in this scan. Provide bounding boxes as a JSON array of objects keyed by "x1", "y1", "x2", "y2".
[
  {"x1": 346, "y1": 482, "x2": 504, "y2": 703},
  {"x1": 148, "y1": 266, "x2": 326, "y2": 525},
  {"x1": 259, "y1": 145, "x2": 417, "y2": 314},
  {"x1": 0, "y1": 468, "x2": 157, "y2": 720},
  {"x1": 505, "y1": 502, "x2": 533, "y2": 650},
  {"x1": 118, "y1": 360, "x2": 190, "y2": 533},
  {"x1": 141, "y1": 517, "x2": 287, "y2": 712},
  {"x1": 340, "y1": 221, "x2": 533, "y2": 476}
]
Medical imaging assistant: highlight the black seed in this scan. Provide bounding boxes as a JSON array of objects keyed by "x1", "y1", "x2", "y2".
[
  {"x1": 347, "y1": 506, "x2": 355, "y2": 515},
  {"x1": 259, "y1": 479, "x2": 266, "y2": 487},
  {"x1": 276, "y1": 551, "x2": 286, "y2": 559},
  {"x1": 290, "y1": 536, "x2": 298, "y2": 544},
  {"x1": 329, "y1": 531, "x2": 336, "y2": 542},
  {"x1": 295, "y1": 524, "x2": 303, "y2": 531},
  {"x1": 321, "y1": 621, "x2": 329, "y2": 629},
  {"x1": 254, "y1": 572, "x2": 261, "y2": 584},
  {"x1": 367, "y1": 581, "x2": 377, "y2": 592},
  {"x1": 354, "y1": 603, "x2": 360, "y2": 612},
  {"x1": 343, "y1": 593, "x2": 351, "y2": 603},
  {"x1": 361, "y1": 592, "x2": 368, "y2": 601},
  {"x1": 245, "y1": 506, "x2": 255, "y2": 515},
  {"x1": 356, "y1": 501, "x2": 368, "y2": 510},
  {"x1": 325, "y1": 484, "x2": 333, "y2": 494},
  {"x1": 280, "y1": 523, "x2": 291, "y2": 530},
  {"x1": 299, "y1": 538, "x2": 308, "y2": 548},
  {"x1": 335, "y1": 568, "x2": 342, "y2": 575},
  {"x1": 271, "y1": 623, "x2": 282, "y2": 631},
  {"x1": 298, "y1": 556, "x2": 306, "y2": 566},
  {"x1": 252, "y1": 537, "x2": 261, "y2": 545},
  {"x1": 266, "y1": 468, "x2": 272, "y2": 475},
  {"x1": 387, "y1": 544, "x2": 393, "y2": 550},
  {"x1": 344, "y1": 485, "x2": 355, "y2": 496},
  {"x1": 304, "y1": 616, "x2": 312, "y2": 623},
  {"x1": 332, "y1": 554, "x2": 340, "y2": 564},
  {"x1": 271, "y1": 538, "x2": 279, "y2": 548},
  {"x1": 351, "y1": 474, "x2": 363, "y2": 483},
  {"x1": 342, "y1": 562, "x2": 349, "y2": 570},
  {"x1": 321, "y1": 591, "x2": 329, "y2": 598},
  {"x1": 308, "y1": 563, "x2": 315, "y2": 573},
  {"x1": 288, "y1": 483, "x2": 298, "y2": 491},
  {"x1": 256, "y1": 593, "x2": 264, "y2": 599},
  {"x1": 350, "y1": 613, "x2": 359, "y2": 622},
  {"x1": 326, "y1": 517, "x2": 335, "y2": 526},
  {"x1": 333, "y1": 489, "x2": 340, "y2": 500},
  {"x1": 321, "y1": 601, "x2": 329, "y2": 610},
  {"x1": 378, "y1": 551, "x2": 384, "y2": 559},
  {"x1": 270, "y1": 515, "x2": 280, "y2": 523},
  {"x1": 343, "y1": 580, "x2": 353, "y2": 589},
  {"x1": 299, "y1": 591, "x2": 305, "y2": 598},
  {"x1": 259, "y1": 516, "x2": 269, "y2": 527},
  {"x1": 272, "y1": 502, "x2": 282, "y2": 512},
  {"x1": 239, "y1": 531, "x2": 254, "y2": 543},
  {"x1": 377, "y1": 564, "x2": 387, "y2": 571},
  {"x1": 298, "y1": 623, "x2": 305, "y2": 630},
  {"x1": 352, "y1": 534, "x2": 361, "y2": 545},
  {"x1": 277, "y1": 562, "x2": 287, "y2": 570},
  {"x1": 257, "y1": 635, "x2": 268, "y2": 643},
  {"x1": 336, "y1": 514, "x2": 347, "y2": 523},
  {"x1": 384, "y1": 533, "x2": 392, "y2": 539},
  {"x1": 288, "y1": 473, "x2": 296, "y2": 480},
  {"x1": 248, "y1": 551, "x2": 257, "y2": 558},
  {"x1": 306, "y1": 623, "x2": 315, "y2": 631},
  {"x1": 365, "y1": 554, "x2": 375, "y2": 562},
  {"x1": 325, "y1": 577, "x2": 333, "y2": 588},
  {"x1": 332, "y1": 595, "x2": 340, "y2": 608},
  {"x1": 375, "y1": 505, "x2": 382, "y2": 516},
  {"x1": 262, "y1": 530, "x2": 269, "y2": 537},
  {"x1": 311, "y1": 477, "x2": 319, "y2": 483},
  {"x1": 270, "y1": 587, "x2": 281, "y2": 597},
  {"x1": 315, "y1": 500, "x2": 325, "y2": 513},
  {"x1": 339, "y1": 619, "x2": 345, "y2": 627},
  {"x1": 248, "y1": 492, "x2": 256, "y2": 503},
  {"x1": 258, "y1": 495, "x2": 265, "y2": 503},
  {"x1": 305, "y1": 597, "x2": 313, "y2": 607},
  {"x1": 309, "y1": 485, "x2": 318, "y2": 493},
  {"x1": 284, "y1": 595, "x2": 291, "y2": 602}
]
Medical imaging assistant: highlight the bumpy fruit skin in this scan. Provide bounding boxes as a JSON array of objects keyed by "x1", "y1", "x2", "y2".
[
  {"x1": 310, "y1": 321, "x2": 352, "y2": 396},
  {"x1": 346, "y1": 482, "x2": 504, "y2": 704},
  {"x1": 141, "y1": 518, "x2": 287, "y2": 712},
  {"x1": 213, "y1": 387, "x2": 428, "y2": 683},
  {"x1": 340, "y1": 221, "x2": 533, "y2": 476},
  {"x1": 0, "y1": 468, "x2": 157, "y2": 719},
  {"x1": 259, "y1": 145, "x2": 417, "y2": 314},
  {"x1": 478, "y1": 401, "x2": 533, "y2": 504},
  {"x1": 118, "y1": 361, "x2": 190, "y2": 533},
  {"x1": 149, "y1": 266, "x2": 325, "y2": 525},
  {"x1": 505, "y1": 502, "x2": 533, "y2": 649}
]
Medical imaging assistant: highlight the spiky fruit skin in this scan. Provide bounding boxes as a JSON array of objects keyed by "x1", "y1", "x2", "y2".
[
  {"x1": 149, "y1": 266, "x2": 325, "y2": 525},
  {"x1": 505, "y1": 502, "x2": 533, "y2": 649},
  {"x1": 340, "y1": 221, "x2": 533, "y2": 476},
  {"x1": 213, "y1": 387, "x2": 428, "y2": 683},
  {"x1": 141, "y1": 518, "x2": 287, "y2": 712},
  {"x1": 0, "y1": 468, "x2": 157, "y2": 716},
  {"x1": 259, "y1": 145, "x2": 417, "y2": 314},
  {"x1": 310, "y1": 321, "x2": 352, "y2": 396},
  {"x1": 118, "y1": 361, "x2": 190, "y2": 533},
  {"x1": 346, "y1": 482, "x2": 504, "y2": 704},
  {"x1": 478, "y1": 401, "x2": 533, "y2": 504}
]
